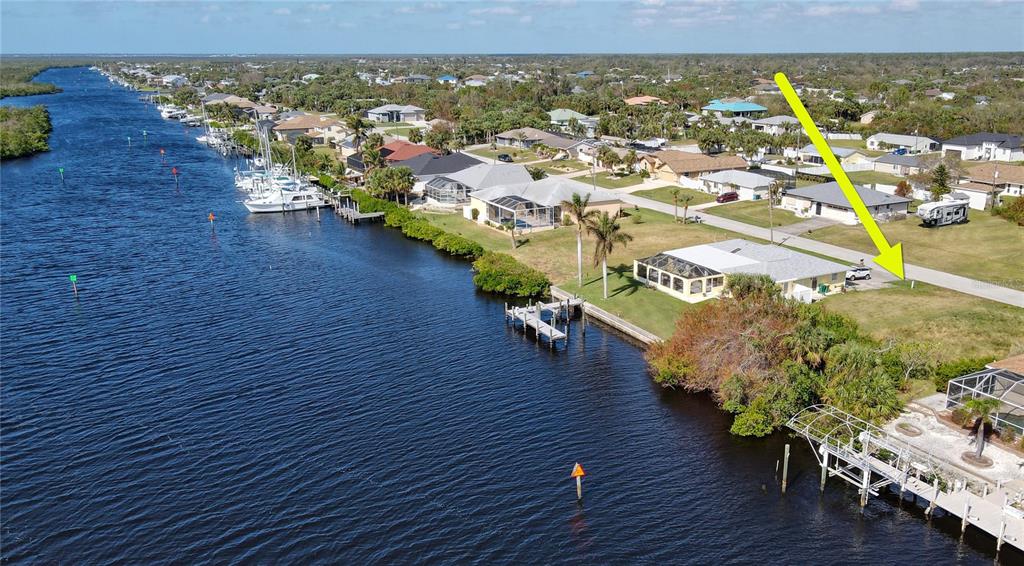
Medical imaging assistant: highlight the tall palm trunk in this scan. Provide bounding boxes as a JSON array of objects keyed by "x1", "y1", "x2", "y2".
[
  {"x1": 602, "y1": 258, "x2": 608, "y2": 299},
  {"x1": 975, "y1": 420, "x2": 986, "y2": 459},
  {"x1": 576, "y1": 231, "x2": 584, "y2": 286}
]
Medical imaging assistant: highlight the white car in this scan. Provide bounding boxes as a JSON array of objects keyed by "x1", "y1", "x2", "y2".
[{"x1": 845, "y1": 266, "x2": 872, "y2": 281}]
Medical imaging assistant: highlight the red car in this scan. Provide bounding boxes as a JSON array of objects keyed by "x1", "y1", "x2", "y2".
[{"x1": 715, "y1": 191, "x2": 739, "y2": 204}]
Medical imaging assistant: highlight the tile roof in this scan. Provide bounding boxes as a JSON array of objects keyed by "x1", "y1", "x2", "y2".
[
  {"x1": 965, "y1": 162, "x2": 1024, "y2": 185},
  {"x1": 380, "y1": 140, "x2": 436, "y2": 162},
  {"x1": 649, "y1": 150, "x2": 748, "y2": 175},
  {"x1": 274, "y1": 114, "x2": 340, "y2": 131},
  {"x1": 988, "y1": 354, "x2": 1024, "y2": 374},
  {"x1": 623, "y1": 95, "x2": 667, "y2": 106}
]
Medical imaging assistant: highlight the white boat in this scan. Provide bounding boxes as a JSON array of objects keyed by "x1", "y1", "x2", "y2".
[
  {"x1": 243, "y1": 188, "x2": 326, "y2": 213},
  {"x1": 160, "y1": 107, "x2": 186, "y2": 120}
]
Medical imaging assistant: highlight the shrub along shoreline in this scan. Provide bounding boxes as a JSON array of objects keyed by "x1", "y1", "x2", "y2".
[
  {"x1": 0, "y1": 105, "x2": 53, "y2": 160},
  {"x1": 323, "y1": 182, "x2": 550, "y2": 297}
]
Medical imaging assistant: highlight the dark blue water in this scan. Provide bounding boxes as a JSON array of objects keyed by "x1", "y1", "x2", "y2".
[{"x1": 1, "y1": 68, "x2": 1016, "y2": 564}]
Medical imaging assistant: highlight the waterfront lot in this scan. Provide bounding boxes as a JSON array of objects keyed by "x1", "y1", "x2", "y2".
[
  {"x1": 822, "y1": 281, "x2": 1024, "y2": 361},
  {"x1": 806, "y1": 209, "x2": 1024, "y2": 286},
  {"x1": 706, "y1": 199, "x2": 803, "y2": 228},
  {"x1": 631, "y1": 186, "x2": 716, "y2": 207},
  {"x1": 423, "y1": 207, "x2": 742, "y2": 338}
]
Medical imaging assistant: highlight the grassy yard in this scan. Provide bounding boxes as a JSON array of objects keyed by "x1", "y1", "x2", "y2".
[
  {"x1": 467, "y1": 147, "x2": 541, "y2": 163},
  {"x1": 845, "y1": 170, "x2": 905, "y2": 186},
  {"x1": 312, "y1": 146, "x2": 340, "y2": 162},
  {"x1": 705, "y1": 199, "x2": 804, "y2": 228},
  {"x1": 380, "y1": 126, "x2": 419, "y2": 139},
  {"x1": 532, "y1": 159, "x2": 589, "y2": 175},
  {"x1": 806, "y1": 208, "x2": 1024, "y2": 286},
  {"x1": 572, "y1": 171, "x2": 645, "y2": 189},
  {"x1": 421, "y1": 207, "x2": 748, "y2": 336},
  {"x1": 632, "y1": 186, "x2": 716, "y2": 206},
  {"x1": 822, "y1": 281, "x2": 1024, "y2": 361}
]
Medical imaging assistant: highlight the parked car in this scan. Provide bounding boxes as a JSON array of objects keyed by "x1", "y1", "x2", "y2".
[
  {"x1": 845, "y1": 265, "x2": 872, "y2": 280},
  {"x1": 497, "y1": 153, "x2": 513, "y2": 163},
  {"x1": 715, "y1": 191, "x2": 739, "y2": 204}
]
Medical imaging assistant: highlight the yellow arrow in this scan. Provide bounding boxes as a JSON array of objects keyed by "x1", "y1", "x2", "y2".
[{"x1": 774, "y1": 72, "x2": 905, "y2": 279}]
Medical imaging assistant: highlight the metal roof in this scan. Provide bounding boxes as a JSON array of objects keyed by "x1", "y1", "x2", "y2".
[
  {"x1": 638, "y1": 253, "x2": 721, "y2": 279},
  {"x1": 785, "y1": 182, "x2": 912, "y2": 209}
]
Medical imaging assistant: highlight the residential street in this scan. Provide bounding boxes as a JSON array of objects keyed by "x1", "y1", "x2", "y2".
[{"x1": 620, "y1": 193, "x2": 1024, "y2": 308}]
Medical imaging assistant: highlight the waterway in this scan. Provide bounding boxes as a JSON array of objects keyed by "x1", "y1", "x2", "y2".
[{"x1": 1, "y1": 67, "x2": 1016, "y2": 563}]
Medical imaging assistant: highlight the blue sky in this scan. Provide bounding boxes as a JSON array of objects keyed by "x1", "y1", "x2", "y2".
[{"x1": 2, "y1": 1, "x2": 1023, "y2": 54}]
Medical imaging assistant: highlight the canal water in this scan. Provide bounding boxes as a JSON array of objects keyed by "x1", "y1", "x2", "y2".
[{"x1": 1, "y1": 68, "x2": 1015, "y2": 564}]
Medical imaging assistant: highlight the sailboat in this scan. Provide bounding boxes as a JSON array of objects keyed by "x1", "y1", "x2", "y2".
[{"x1": 241, "y1": 124, "x2": 325, "y2": 213}]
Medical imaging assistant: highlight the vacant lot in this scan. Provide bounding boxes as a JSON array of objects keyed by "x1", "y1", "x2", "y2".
[
  {"x1": 572, "y1": 171, "x2": 645, "y2": 189},
  {"x1": 706, "y1": 199, "x2": 803, "y2": 228},
  {"x1": 823, "y1": 282, "x2": 1024, "y2": 361},
  {"x1": 632, "y1": 186, "x2": 716, "y2": 207},
  {"x1": 806, "y1": 209, "x2": 1024, "y2": 286},
  {"x1": 845, "y1": 170, "x2": 905, "y2": 186},
  {"x1": 468, "y1": 147, "x2": 541, "y2": 163},
  {"x1": 532, "y1": 159, "x2": 589, "y2": 175}
]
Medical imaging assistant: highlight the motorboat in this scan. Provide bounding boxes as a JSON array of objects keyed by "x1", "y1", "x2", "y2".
[{"x1": 243, "y1": 187, "x2": 326, "y2": 213}]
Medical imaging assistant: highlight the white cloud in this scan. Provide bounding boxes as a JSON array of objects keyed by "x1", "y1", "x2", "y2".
[
  {"x1": 519, "y1": 14, "x2": 533, "y2": 23},
  {"x1": 273, "y1": 7, "x2": 292, "y2": 16},
  {"x1": 639, "y1": 0, "x2": 665, "y2": 5},
  {"x1": 307, "y1": 3, "x2": 331, "y2": 12},
  {"x1": 446, "y1": 22, "x2": 463, "y2": 29},
  {"x1": 469, "y1": 6, "x2": 518, "y2": 16},
  {"x1": 633, "y1": 16, "x2": 655, "y2": 27},
  {"x1": 468, "y1": 18, "x2": 487, "y2": 26},
  {"x1": 802, "y1": 3, "x2": 881, "y2": 17},
  {"x1": 890, "y1": 0, "x2": 920, "y2": 11}
]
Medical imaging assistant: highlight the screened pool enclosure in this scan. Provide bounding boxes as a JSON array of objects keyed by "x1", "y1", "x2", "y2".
[
  {"x1": 425, "y1": 177, "x2": 472, "y2": 205},
  {"x1": 946, "y1": 368, "x2": 1024, "y2": 435},
  {"x1": 485, "y1": 196, "x2": 558, "y2": 230}
]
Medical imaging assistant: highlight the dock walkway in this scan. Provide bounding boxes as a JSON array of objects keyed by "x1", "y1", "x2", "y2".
[{"x1": 505, "y1": 299, "x2": 583, "y2": 348}]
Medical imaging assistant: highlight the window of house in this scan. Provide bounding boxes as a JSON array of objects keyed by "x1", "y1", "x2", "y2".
[
  {"x1": 660, "y1": 272, "x2": 671, "y2": 287},
  {"x1": 690, "y1": 279, "x2": 703, "y2": 294},
  {"x1": 673, "y1": 277, "x2": 686, "y2": 292},
  {"x1": 636, "y1": 264, "x2": 648, "y2": 280}
]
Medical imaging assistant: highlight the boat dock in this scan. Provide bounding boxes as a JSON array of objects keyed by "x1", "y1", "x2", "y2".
[
  {"x1": 788, "y1": 405, "x2": 1024, "y2": 554},
  {"x1": 505, "y1": 299, "x2": 583, "y2": 348},
  {"x1": 550, "y1": 286, "x2": 662, "y2": 346},
  {"x1": 319, "y1": 188, "x2": 385, "y2": 224}
]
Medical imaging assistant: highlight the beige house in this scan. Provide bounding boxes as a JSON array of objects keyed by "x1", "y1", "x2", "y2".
[
  {"x1": 273, "y1": 115, "x2": 341, "y2": 142},
  {"x1": 642, "y1": 151, "x2": 748, "y2": 185},
  {"x1": 634, "y1": 239, "x2": 848, "y2": 304},
  {"x1": 957, "y1": 162, "x2": 1024, "y2": 207}
]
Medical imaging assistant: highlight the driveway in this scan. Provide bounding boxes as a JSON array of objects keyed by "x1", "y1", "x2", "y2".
[{"x1": 620, "y1": 193, "x2": 1024, "y2": 307}]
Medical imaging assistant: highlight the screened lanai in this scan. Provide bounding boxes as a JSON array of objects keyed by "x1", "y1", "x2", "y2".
[
  {"x1": 425, "y1": 176, "x2": 471, "y2": 205},
  {"x1": 633, "y1": 253, "x2": 725, "y2": 301},
  {"x1": 485, "y1": 195, "x2": 557, "y2": 230},
  {"x1": 946, "y1": 368, "x2": 1024, "y2": 435}
]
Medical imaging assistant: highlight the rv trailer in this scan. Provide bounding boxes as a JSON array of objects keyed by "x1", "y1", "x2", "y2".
[{"x1": 916, "y1": 197, "x2": 969, "y2": 227}]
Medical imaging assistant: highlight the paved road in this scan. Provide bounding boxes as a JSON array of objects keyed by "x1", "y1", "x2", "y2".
[{"x1": 621, "y1": 193, "x2": 1024, "y2": 308}]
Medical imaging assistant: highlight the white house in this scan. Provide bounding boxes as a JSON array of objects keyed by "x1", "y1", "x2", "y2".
[
  {"x1": 781, "y1": 182, "x2": 912, "y2": 225},
  {"x1": 161, "y1": 74, "x2": 189, "y2": 88},
  {"x1": 942, "y1": 133, "x2": 1024, "y2": 162},
  {"x1": 366, "y1": 104, "x2": 426, "y2": 123},
  {"x1": 548, "y1": 108, "x2": 597, "y2": 137},
  {"x1": 699, "y1": 170, "x2": 775, "y2": 200},
  {"x1": 633, "y1": 239, "x2": 848, "y2": 304},
  {"x1": 951, "y1": 162, "x2": 1024, "y2": 209},
  {"x1": 798, "y1": 144, "x2": 871, "y2": 166},
  {"x1": 866, "y1": 133, "x2": 939, "y2": 154},
  {"x1": 871, "y1": 154, "x2": 927, "y2": 177},
  {"x1": 301, "y1": 73, "x2": 321, "y2": 82},
  {"x1": 751, "y1": 115, "x2": 799, "y2": 136},
  {"x1": 464, "y1": 177, "x2": 622, "y2": 232}
]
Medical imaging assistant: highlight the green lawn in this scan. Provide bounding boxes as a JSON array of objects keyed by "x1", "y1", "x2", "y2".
[
  {"x1": 706, "y1": 199, "x2": 804, "y2": 228},
  {"x1": 468, "y1": 147, "x2": 541, "y2": 163},
  {"x1": 822, "y1": 281, "x2": 1024, "y2": 361},
  {"x1": 532, "y1": 159, "x2": 589, "y2": 175},
  {"x1": 312, "y1": 146, "x2": 340, "y2": 162},
  {"x1": 806, "y1": 208, "x2": 1024, "y2": 286},
  {"x1": 380, "y1": 126, "x2": 419, "y2": 138},
  {"x1": 845, "y1": 170, "x2": 905, "y2": 186},
  {"x1": 559, "y1": 267, "x2": 690, "y2": 340},
  {"x1": 572, "y1": 171, "x2": 645, "y2": 189},
  {"x1": 632, "y1": 186, "x2": 716, "y2": 207},
  {"x1": 827, "y1": 138, "x2": 886, "y2": 157}
]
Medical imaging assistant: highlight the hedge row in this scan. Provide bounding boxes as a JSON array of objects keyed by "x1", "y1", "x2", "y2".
[
  {"x1": 347, "y1": 190, "x2": 484, "y2": 259},
  {"x1": 471, "y1": 252, "x2": 550, "y2": 297}
]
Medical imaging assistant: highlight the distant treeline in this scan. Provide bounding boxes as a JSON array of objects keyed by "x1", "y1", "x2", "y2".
[
  {"x1": 0, "y1": 63, "x2": 62, "y2": 98},
  {"x1": 0, "y1": 105, "x2": 53, "y2": 159}
]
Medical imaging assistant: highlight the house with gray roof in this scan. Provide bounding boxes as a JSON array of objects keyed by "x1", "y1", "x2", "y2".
[
  {"x1": 699, "y1": 169, "x2": 775, "y2": 200},
  {"x1": 465, "y1": 177, "x2": 622, "y2": 231},
  {"x1": 872, "y1": 153, "x2": 927, "y2": 177},
  {"x1": 798, "y1": 144, "x2": 872, "y2": 166},
  {"x1": 781, "y1": 182, "x2": 911, "y2": 225},
  {"x1": 866, "y1": 133, "x2": 939, "y2": 154},
  {"x1": 424, "y1": 163, "x2": 533, "y2": 206},
  {"x1": 942, "y1": 132, "x2": 1024, "y2": 162},
  {"x1": 634, "y1": 238, "x2": 848, "y2": 304},
  {"x1": 367, "y1": 104, "x2": 426, "y2": 123}
]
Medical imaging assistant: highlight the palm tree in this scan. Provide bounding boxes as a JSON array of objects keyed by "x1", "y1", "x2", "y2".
[
  {"x1": 346, "y1": 114, "x2": 369, "y2": 147},
  {"x1": 364, "y1": 132, "x2": 384, "y2": 151},
  {"x1": 408, "y1": 128, "x2": 423, "y2": 144},
  {"x1": 623, "y1": 149, "x2": 639, "y2": 173},
  {"x1": 561, "y1": 193, "x2": 597, "y2": 286},
  {"x1": 964, "y1": 397, "x2": 1002, "y2": 460},
  {"x1": 392, "y1": 166, "x2": 416, "y2": 205},
  {"x1": 768, "y1": 179, "x2": 786, "y2": 244},
  {"x1": 669, "y1": 187, "x2": 681, "y2": 222},
  {"x1": 681, "y1": 194, "x2": 694, "y2": 224},
  {"x1": 586, "y1": 211, "x2": 633, "y2": 299},
  {"x1": 363, "y1": 146, "x2": 384, "y2": 175},
  {"x1": 501, "y1": 220, "x2": 517, "y2": 249}
]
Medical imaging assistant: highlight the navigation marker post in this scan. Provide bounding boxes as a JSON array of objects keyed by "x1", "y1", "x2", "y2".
[
  {"x1": 160, "y1": 148, "x2": 166, "y2": 164},
  {"x1": 774, "y1": 72, "x2": 905, "y2": 279},
  {"x1": 69, "y1": 274, "x2": 78, "y2": 298},
  {"x1": 128, "y1": 136, "x2": 131, "y2": 148},
  {"x1": 571, "y1": 462, "x2": 586, "y2": 501},
  {"x1": 208, "y1": 212, "x2": 216, "y2": 230},
  {"x1": 172, "y1": 166, "x2": 179, "y2": 188},
  {"x1": 58, "y1": 167, "x2": 65, "y2": 184}
]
